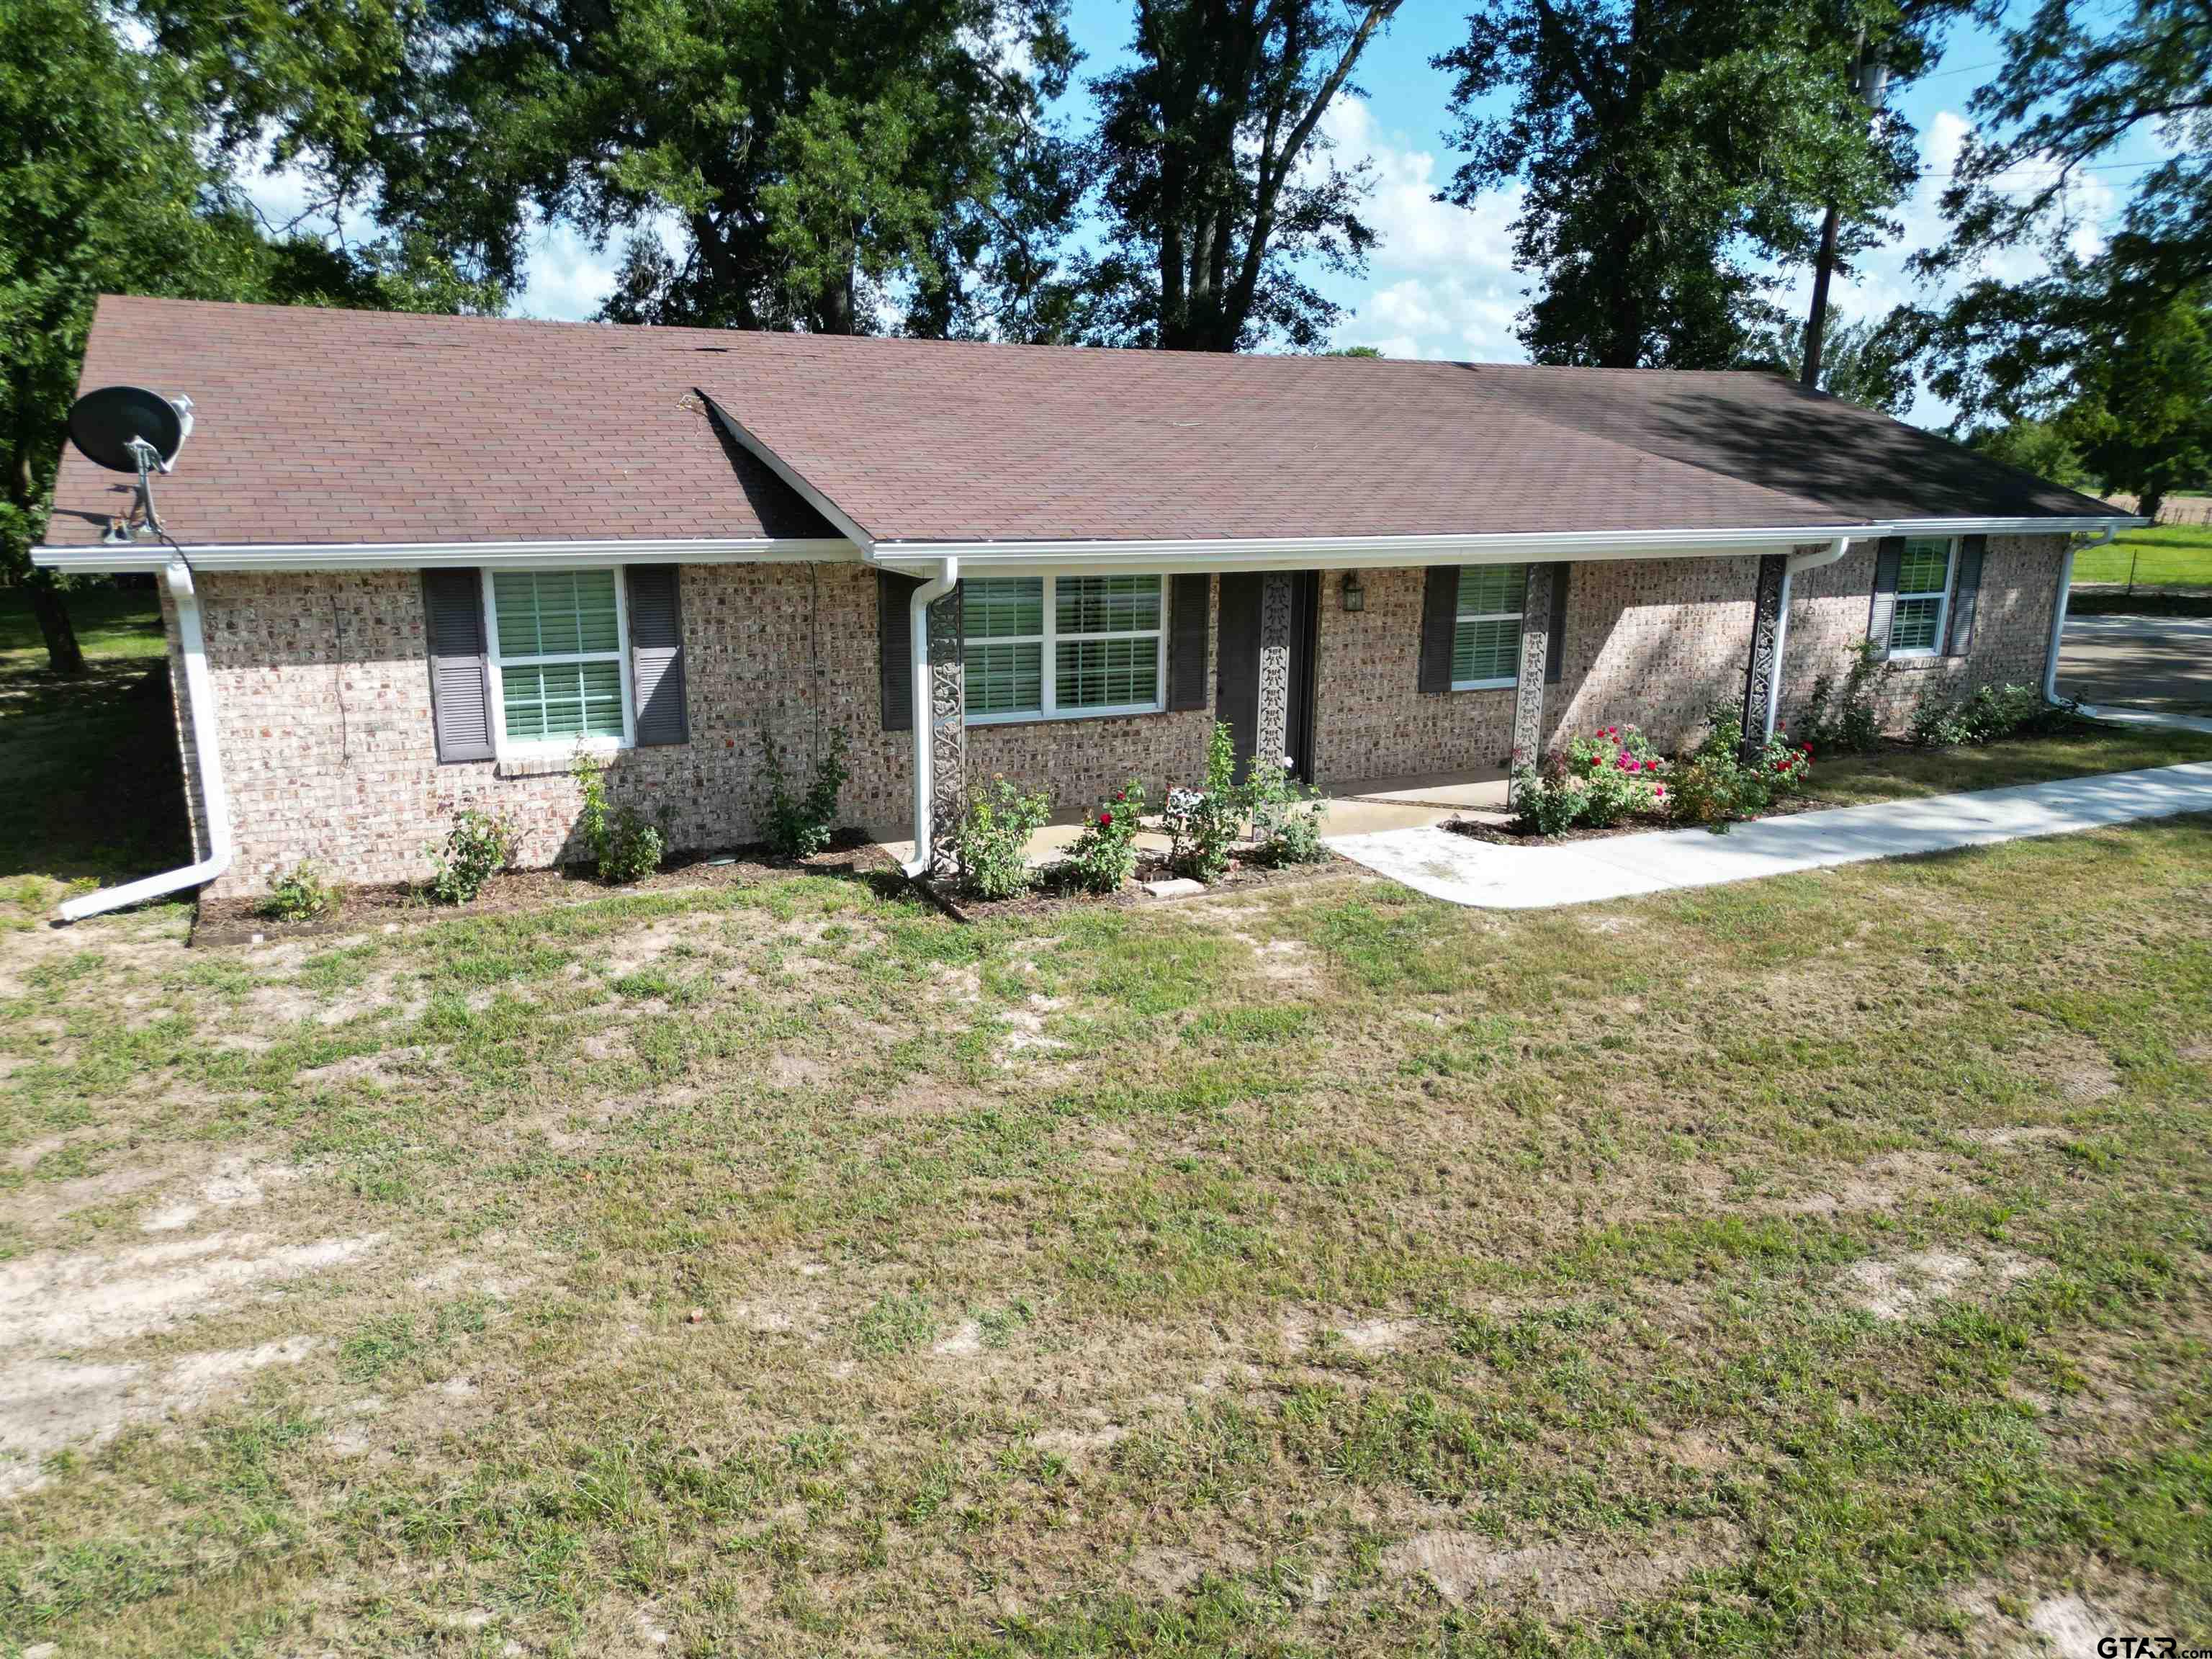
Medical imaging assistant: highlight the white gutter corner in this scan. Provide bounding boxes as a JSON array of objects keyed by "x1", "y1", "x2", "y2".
[
  {"x1": 58, "y1": 558, "x2": 231, "y2": 922},
  {"x1": 901, "y1": 559, "x2": 959, "y2": 880},
  {"x1": 1762, "y1": 536, "x2": 1853, "y2": 743},
  {"x1": 2044, "y1": 526, "x2": 2113, "y2": 703}
]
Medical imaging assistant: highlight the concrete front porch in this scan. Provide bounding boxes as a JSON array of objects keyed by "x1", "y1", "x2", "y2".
[{"x1": 875, "y1": 768, "x2": 1511, "y2": 870}]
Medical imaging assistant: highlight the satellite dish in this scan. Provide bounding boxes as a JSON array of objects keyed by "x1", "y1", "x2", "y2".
[
  {"x1": 66, "y1": 385, "x2": 195, "y2": 544},
  {"x1": 68, "y1": 385, "x2": 192, "y2": 474}
]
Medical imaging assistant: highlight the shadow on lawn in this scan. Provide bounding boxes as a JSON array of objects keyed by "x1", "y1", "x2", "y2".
[{"x1": 0, "y1": 650, "x2": 188, "y2": 886}]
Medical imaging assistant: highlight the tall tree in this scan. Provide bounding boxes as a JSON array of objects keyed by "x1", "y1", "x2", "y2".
[
  {"x1": 1746, "y1": 309, "x2": 1918, "y2": 415},
  {"x1": 1082, "y1": 0, "x2": 1402, "y2": 351},
  {"x1": 145, "y1": 0, "x2": 1079, "y2": 337},
  {"x1": 1912, "y1": 0, "x2": 2211, "y2": 506},
  {"x1": 1434, "y1": 0, "x2": 1920, "y2": 369},
  {"x1": 1, "y1": 0, "x2": 498, "y2": 675}
]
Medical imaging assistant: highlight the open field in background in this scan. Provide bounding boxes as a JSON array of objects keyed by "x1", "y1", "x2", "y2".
[
  {"x1": 4, "y1": 579, "x2": 2211, "y2": 1656},
  {"x1": 2074, "y1": 523, "x2": 2212, "y2": 591}
]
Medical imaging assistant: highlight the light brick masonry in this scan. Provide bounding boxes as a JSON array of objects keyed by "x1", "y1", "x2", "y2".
[{"x1": 167, "y1": 539, "x2": 2072, "y2": 902}]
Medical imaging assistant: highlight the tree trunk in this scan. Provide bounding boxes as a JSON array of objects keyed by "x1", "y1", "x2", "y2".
[
  {"x1": 27, "y1": 573, "x2": 86, "y2": 677},
  {"x1": 1802, "y1": 204, "x2": 1841, "y2": 387},
  {"x1": 2139, "y1": 485, "x2": 2167, "y2": 525}
]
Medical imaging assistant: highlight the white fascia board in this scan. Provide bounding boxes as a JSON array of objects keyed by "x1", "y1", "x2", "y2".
[
  {"x1": 693, "y1": 394, "x2": 880, "y2": 550},
  {"x1": 31, "y1": 536, "x2": 859, "y2": 573},
  {"x1": 869, "y1": 515, "x2": 2146, "y2": 576}
]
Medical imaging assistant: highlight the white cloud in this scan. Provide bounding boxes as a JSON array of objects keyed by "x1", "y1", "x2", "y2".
[{"x1": 1313, "y1": 96, "x2": 1531, "y2": 362}]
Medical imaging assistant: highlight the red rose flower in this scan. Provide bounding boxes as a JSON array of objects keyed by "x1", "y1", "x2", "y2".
[{"x1": 1099, "y1": 811, "x2": 1112, "y2": 827}]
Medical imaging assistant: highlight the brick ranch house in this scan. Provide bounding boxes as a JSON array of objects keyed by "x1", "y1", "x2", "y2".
[{"x1": 37, "y1": 296, "x2": 2134, "y2": 917}]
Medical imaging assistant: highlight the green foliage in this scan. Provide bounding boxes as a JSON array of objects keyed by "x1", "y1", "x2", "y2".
[
  {"x1": 258, "y1": 863, "x2": 341, "y2": 923},
  {"x1": 1508, "y1": 764, "x2": 1581, "y2": 837},
  {"x1": 1669, "y1": 701, "x2": 1814, "y2": 831},
  {"x1": 1238, "y1": 755, "x2": 1329, "y2": 866},
  {"x1": 1511, "y1": 722, "x2": 1668, "y2": 834},
  {"x1": 1910, "y1": 683, "x2": 2067, "y2": 750},
  {"x1": 571, "y1": 752, "x2": 665, "y2": 884},
  {"x1": 1434, "y1": 0, "x2": 1943, "y2": 367},
  {"x1": 426, "y1": 809, "x2": 519, "y2": 905},
  {"x1": 1080, "y1": 1, "x2": 1395, "y2": 351},
  {"x1": 1166, "y1": 723, "x2": 1241, "y2": 881},
  {"x1": 1966, "y1": 418, "x2": 2092, "y2": 492},
  {"x1": 145, "y1": 0, "x2": 1078, "y2": 338},
  {"x1": 1745, "y1": 310, "x2": 1918, "y2": 415},
  {"x1": 1801, "y1": 639, "x2": 1887, "y2": 755},
  {"x1": 950, "y1": 776, "x2": 1051, "y2": 900},
  {"x1": 1064, "y1": 780, "x2": 1145, "y2": 894},
  {"x1": 760, "y1": 729, "x2": 850, "y2": 861}
]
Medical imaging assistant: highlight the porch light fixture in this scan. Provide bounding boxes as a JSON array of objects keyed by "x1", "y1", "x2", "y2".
[{"x1": 1341, "y1": 571, "x2": 1365, "y2": 612}]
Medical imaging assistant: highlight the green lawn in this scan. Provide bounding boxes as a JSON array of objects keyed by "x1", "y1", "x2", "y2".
[
  {"x1": 2073, "y1": 521, "x2": 2212, "y2": 590},
  {"x1": 2, "y1": 662, "x2": 2210, "y2": 1654},
  {"x1": 1809, "y1": 721, "x2": 2212, "y2": 807}
]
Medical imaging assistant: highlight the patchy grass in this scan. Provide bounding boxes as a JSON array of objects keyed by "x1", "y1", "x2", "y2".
[
  {"x1": 4, "y1": 649, "x2": 2211, "y2": 1655},
  {"x1": 2076, "y1": 521, "x2": 2212, "y2": 590},
  {"x1": 1809, "y1": 721, "x2": 2212, "y2": 807}
]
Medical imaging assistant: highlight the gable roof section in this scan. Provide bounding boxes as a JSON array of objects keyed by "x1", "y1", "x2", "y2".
[
  {"x1": 40, "y1": 296, "x2": 838, "y2": 548},
  {"x1": 40, "y1": 296, "x2": 2123, "y2": 557}
]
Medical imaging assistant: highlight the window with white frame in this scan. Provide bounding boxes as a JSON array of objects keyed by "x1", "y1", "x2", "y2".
[
  {"x1": 963, "y1": 575, "x2": 1164, "y2": 722},
  {"x1": 1453, "y1": 563, "x2": 1527, "y2": 689},
  {"x1": 486, "y1": 568, "x2": 630, "y2": 748},
  {"x1": 1888, "y1": 536, "x2": 1955, "y2": 657}
]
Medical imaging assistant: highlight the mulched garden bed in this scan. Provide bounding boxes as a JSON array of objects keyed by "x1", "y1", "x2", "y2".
[
  {"x1": 922, "y1": 848, "x2": 1349, "y2": 923},
  {"x1": 1442, "y1": 792, "x2": 1838, "y2": 845},
  {"x1": 188, "y1": 830, "x2": 902, "y2": 948}
]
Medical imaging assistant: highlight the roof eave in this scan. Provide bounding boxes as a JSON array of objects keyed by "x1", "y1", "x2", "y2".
[{"x1": 29, "y1": 535, "x2": 860, "y2": 574}]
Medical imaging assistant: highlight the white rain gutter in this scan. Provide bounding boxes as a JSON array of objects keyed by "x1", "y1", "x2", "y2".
[
  {"x1": 2045, "y1": 526, "x2": 2116, "y2": 702},
  {"x1": 1761, "y1": 536, "x2": 1854, "y2": 743},
  {"x1": 58, "y1": 559, "x2": 231, "y2": 922},
  {"x1": 901, "y1": 559, "x2": 959, "y2": 880}
]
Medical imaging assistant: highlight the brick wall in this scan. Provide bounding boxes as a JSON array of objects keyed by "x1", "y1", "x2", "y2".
[
  {"x1": 1309, "y1": 567, "x2": 1517, "y2": 785},
  {"x1": 165, "y1": 541, "x2": 2068, "y2": 900},
  {"x1": 1776, "y1": 534, "x2": 2067, "y2": 733}
]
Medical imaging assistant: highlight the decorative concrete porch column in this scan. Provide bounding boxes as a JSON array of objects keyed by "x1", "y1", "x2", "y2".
[
  {"x1": 1509, "y1": 562, "x2": 1556, "y2": 770},
  {"x1": 1254, "y1": 571, "x2": 1295, "y2": 765},
  {"x1": 925, "y1": 585, "x2": 966, "y2": 870},
  {"x1": 1739, "y1": 553, "x2": 1789, "y2": 757}
]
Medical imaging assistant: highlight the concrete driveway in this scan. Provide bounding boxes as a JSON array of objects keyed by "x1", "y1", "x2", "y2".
[{"x1": 2059, "y1": 611, "x2": 2212, "y2": 712}]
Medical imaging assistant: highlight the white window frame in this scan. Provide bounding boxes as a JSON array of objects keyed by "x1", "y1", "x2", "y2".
[
  {"x1": 963, "y1": 574, "x2": 1167, "y2": 726},
  {"x1": 1888, "y1": 536, "x2": 1958, "y2": 660},
  {"x1": 481, "y1": 565, "x2": 635, "y2": 756},
  {"x1": 1452, "y1": 564, "x2": 1527, "y2": 691}
]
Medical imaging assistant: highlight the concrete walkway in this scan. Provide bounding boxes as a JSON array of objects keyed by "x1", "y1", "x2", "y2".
[
  {"x1": 2079, "y1": 703, "x2": 2212, "y2": 735},
  {"x1": 1325, "y1": 762, "x2": 2212, "y2": 909}
]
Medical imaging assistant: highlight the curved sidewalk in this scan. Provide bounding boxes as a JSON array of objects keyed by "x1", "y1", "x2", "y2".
[{"x1": 1325, "y1": 762, "x2": 2212, "y2": 910}]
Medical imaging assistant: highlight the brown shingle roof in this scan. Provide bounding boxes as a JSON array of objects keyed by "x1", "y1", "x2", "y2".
[{"x1": 43, "y1": 296, "x2": 2121, "y2": 551}]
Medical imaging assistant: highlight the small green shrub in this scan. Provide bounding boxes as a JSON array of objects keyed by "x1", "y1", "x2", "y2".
[
  {"x1": 426, "y1": 809, "x2": 519, "y2": 904},
  {"x1": 259, "y1": 863, "x2": 340, "y2": 922},
  {"x1": 1509, "y1": 763, "x2": 1581, "y2": 837},
  {"x1": 1166, "y1": 723, "x2": 1241, "y2": 881},
  {"x1": 1668, "y1": 701, "x2": 1814, "y2": 832},
  {"x1": 1240, "y1": 753, "x2": 1329, "y2": 866},
  {"x1": 1802, "y1": 639, "x2": 1887, "y2": 753},
  {"x1": 1911, "y1": 683, "x2": 2072, "y2": 748},
  {"x1": 1559, "y1": 723, "x2": 1668, "y2": 827},
  {"x1": 1907, "y1": 692, "x2": 1972, "y2": 748},
  {"x1": 760, "y1": 727, "x2": 850, "y2": 860},
  {"x1": 1066, "y1": 780, "x2": 1145, "y2": 893},
  {"x1": 952, "y1": 776, "x2": 1051, "y2": 899},
  {"x1": 572, "y1": 753, "x2": 666, "y2": 884}
]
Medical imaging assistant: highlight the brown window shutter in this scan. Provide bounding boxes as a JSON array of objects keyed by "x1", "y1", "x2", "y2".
[
  {"x1": 626, "y1": 565, "x2": 688, "y2": 745},
  {"x1": 423, "y1": 569, "x2": 493, "y2": 763},
  {"x1": 1945, "y1": 534, "x2": 1986, "y2": 657},
  {"x1": 878, "y1": 570, "x2": 922, "y2": 733},
  {"x1": 1166, "y1": 573, "x2": 1210, "y2": 710},
  {"x1": 1866, "y1": 536, "x2": 1905, "y2": 660},
  {"x1": 1544, "y1": 561, "x2": 1569, "y2": 684},
  {"x1": 1418, "y1": 566, "x2": 1458, "y2": 693}
]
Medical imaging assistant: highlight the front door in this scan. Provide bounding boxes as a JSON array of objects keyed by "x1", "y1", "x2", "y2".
[{"x1": 1215, "y1": 571, "x2": 1319, "y2": 783}]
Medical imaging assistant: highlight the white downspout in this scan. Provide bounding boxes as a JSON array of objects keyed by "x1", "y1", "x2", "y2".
[
  {"x1": 1762, "y1": 536, "x2": 1853, "y2": 744},
  {"x1": 2044, "y1": 527, "x2": 2113, "y2": 703},
  {"x1": 59, "y1": 558, "x2": 232, "y2": 922},
  {"x1": 901, "y1": 558, "x2": 958, "y2": 879}
]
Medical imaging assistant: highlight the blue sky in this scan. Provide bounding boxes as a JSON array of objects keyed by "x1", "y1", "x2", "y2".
[{"x1": 431, "y1": 1, "x2": 2152, "y2": 430}]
